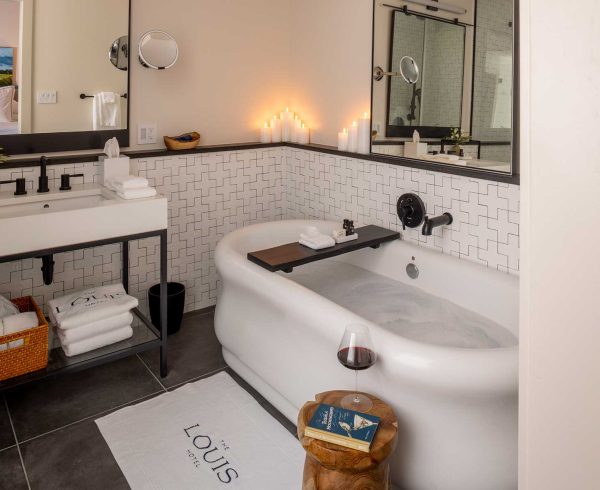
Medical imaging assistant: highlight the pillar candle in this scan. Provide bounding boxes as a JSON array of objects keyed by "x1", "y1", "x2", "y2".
[
  {"x1": 270, "y1": 116, "x2": 282, "y2": 143},
  {"x1": 297, "y1": 123, "x2": 310, "y2": 145},
  {"x1": 280, "y1": 107, "x2": 294, "y2": 142},
  {"x1": 338, "y1": 128, "x2": 349, "y2": 152},
  {"x1": 292, "y1": 116, "x2": 302, "y2": 143},
  {"x1": 348, "y1": 121, "x2": 359, "y2": 153},
  {"x1": 260, "y1": 122, "x2": 271, "y2": 143},
  {"x1": 358, "y1": 112, "x2": 371, "y2": 154}
]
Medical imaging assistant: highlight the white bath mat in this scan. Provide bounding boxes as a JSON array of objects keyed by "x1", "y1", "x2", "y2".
[{"x1": 96, "y1": 371, "x2": 304, "y2": 489}]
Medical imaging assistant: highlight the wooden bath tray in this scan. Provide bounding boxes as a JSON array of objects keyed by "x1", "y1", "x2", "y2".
[{"x1": 247, "y1": 225, "x2": 400, "y2": 273}]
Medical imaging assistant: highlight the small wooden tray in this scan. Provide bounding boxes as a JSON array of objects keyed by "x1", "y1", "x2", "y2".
[
  {"x1": 164, "y1": 132, "x2": 200, "y2": 151},
  {"x1": 247, "y1": 225, "x2": 399, "y2": 273}
]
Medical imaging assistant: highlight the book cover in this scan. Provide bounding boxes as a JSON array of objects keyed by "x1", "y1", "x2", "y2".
[{"x1": 305, "y1": 403, "x2": 380, "y2": 452}]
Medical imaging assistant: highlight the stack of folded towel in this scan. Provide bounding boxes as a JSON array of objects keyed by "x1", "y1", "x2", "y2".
[
  {"x1": 48, "y1": 284, "x2": 138, "y2": 357},
  {"x1": 106, "y1": 175, "x2": 157, "y2": 200},
  {"x1": 299, "y1": 226, "x2": 336, "y2": 250}
]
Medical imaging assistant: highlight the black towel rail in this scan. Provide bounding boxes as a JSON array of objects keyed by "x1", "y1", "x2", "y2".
[{"x1": 80, "y1": 93, "x2": 127, "y2": 99}]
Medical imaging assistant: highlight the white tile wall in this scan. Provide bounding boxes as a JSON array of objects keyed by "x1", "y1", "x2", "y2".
[
  {"x1": 0, "y1": 149, "x2": 284, "y2": 314},
  {"x1": 0, "y1": 146, "x2": 519, "y2": 316},
  {"x1": 283, "y1": 148, "x2": 520, "y2": 275}
]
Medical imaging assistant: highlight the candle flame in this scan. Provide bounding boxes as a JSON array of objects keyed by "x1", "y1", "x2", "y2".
[
  {"x1": 286, "y1": 107, "x2": 289, "y2": 112},
  {"x1": 302, "y1": 123, "x2": 306, "y2": 128},
  {"x1": 363, "y1": 112, "x2": 369, "y2": 118},
  {"x1": 352, "y1": 121, "x2": 357, "y2": 127},
  {"x1": 343, "y1": 128, "x2": 347, "y2": 134},
  {"x1": 264, "y1": 122, "x2": 268, "y2": 128}
]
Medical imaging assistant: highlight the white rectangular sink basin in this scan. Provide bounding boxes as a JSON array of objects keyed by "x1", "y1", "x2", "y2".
[{"x1": 0, "y1": 184, "x2": 168, "y2": 258}]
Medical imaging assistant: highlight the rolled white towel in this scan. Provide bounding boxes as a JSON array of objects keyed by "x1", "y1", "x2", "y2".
[
  {"x1": 117, "y1": 187, "x2": 157, "y2": 200},
  {"x1": 60, "y1": 326, "x2": 133, "y2": 357},
  {"x1": 48, "y1": 284, "x2": 138, "y2": 330},
  {"x1": 112, "y1": 175, "x2": 149, "y2": 190},
  {"x1": 0, "y1": 295, "x2": 19, "y2": 319},
  {"x1": 57, "y1": 312, "x2": 133, "y2": 344},
  {"x1": 2, "y1": 312, "x2": 38, "y2": 334}
]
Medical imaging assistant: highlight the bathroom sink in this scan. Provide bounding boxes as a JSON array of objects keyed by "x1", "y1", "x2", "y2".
[{"x1": 0, "y1": 184, "x2": 168, "y2": 258}]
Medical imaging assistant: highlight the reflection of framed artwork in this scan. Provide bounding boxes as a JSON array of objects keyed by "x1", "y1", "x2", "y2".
[{"x1": 0, "y1": 47, "x2": 15, "y2": 87}]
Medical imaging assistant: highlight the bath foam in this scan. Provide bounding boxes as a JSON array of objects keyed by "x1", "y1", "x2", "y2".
[{"x1": 284, "y1": 261, "x2": 517, "y2": 349}]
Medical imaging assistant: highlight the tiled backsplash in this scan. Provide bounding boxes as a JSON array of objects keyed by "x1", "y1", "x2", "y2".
[{"x1": 0, "y1": 146, "x2": 518, "y2": 315}]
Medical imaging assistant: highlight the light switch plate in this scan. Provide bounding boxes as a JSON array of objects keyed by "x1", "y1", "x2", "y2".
[
  {"x1": 138, "y1": 124, "x2": 157, "y2": 145},
  {"x1": 37, "y1": 91, "x2": 57, "y2": 104}
]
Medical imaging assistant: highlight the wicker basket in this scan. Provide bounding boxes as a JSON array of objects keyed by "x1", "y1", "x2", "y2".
[
  {"x1": 164, "y1": 132, "x2": 201, "y2": 151},
  {"x1": 0, "y1": 296, "x2": 49, "y2": 382}
]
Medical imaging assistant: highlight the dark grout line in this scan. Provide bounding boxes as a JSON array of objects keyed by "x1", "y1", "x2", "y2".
[
  {"x1": 0, "y1": 443, "x2": 17, "y2": 454},
  {"x1": 17, "y1": 389, "x2": 165, "y2": 447},
  {"x1": 135, "y1": 354, "x2": 168, "y2": 392},
  {"x1": 4, "y1": 396, "x2": 31, "y2": 490}
]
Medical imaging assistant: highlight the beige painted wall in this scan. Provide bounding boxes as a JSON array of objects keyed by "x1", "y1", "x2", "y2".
[
  {"x1": 0, "y1": 0, "x2": 20, "y2": 47},
  {"x1": 519, "y1": 0, "x2": 600, "y2": 488},
  {"x1": 30, "y1": 0, "x2": 128, "y2": 133},
  {"x1": 129, "y1": 0, "x2": 293, "y2": 149},
  {"x1": 287, "y1": 0, "x2": 372, "y2": 146}
]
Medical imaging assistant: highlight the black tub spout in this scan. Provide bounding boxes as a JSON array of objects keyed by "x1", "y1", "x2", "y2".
[{"x1": 422, "y1": 213, "x2": 453, "y2": 236}]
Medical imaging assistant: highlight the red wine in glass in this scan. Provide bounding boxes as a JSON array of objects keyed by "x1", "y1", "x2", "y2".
[
  {"x1": 337, "y1": 346, "x2": 377, "y2": 370},
  {"x1": 337, "y1": 324, "x2": 377, "y2": 412}
]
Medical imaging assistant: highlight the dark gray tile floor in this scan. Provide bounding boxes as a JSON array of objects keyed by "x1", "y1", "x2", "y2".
[{"x1": 0, "y1": 310, "x2": 296, "y2": 489}]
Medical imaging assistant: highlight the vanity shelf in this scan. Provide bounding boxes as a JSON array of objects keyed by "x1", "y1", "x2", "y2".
[
  {"x1": 247, "y1": 225, "x2": 400, "y2": 273},
  {"x1": 0, "y1": 229, "x2": 168, "y2": 392}
]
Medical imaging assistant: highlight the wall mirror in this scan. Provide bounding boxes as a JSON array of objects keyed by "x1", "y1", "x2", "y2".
[
  {"x1": 371, "y1": 0, "x2": 518, "y2": 178},
  {"x1": 0, "y1": 0, "x2": 130, "y2": 155},
  {"x1": 138, "y1": 30, "x2": 178, "y2": 70}
]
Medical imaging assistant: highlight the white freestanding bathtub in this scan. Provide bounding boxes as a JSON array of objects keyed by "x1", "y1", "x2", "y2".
[{"x1": 215, "y1": 220, "x2": 518, "y2": 490}]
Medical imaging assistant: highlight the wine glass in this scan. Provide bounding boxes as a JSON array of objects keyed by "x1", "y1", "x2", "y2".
[{"x1": 337, "y1": 323, "x2": 377, "y2": 412}]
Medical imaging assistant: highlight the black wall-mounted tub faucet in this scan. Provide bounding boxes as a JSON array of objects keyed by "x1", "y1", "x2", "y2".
[{"x1": 422, "y1": 213, "x2": 453, "y2": 236}]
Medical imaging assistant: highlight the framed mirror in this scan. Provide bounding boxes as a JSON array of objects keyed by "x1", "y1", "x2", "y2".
[
  {"x1": 138, "y1": 30, "x2": 178, "y2": 70},
  {"x1": 371, "y1": 0, "x2": 518, "y2": 178},
  {"x1": 0, "y1": 0, "x2": 131, "y2": 155}
]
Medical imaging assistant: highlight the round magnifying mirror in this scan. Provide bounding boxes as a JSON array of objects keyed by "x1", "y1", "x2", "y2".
[
  {"x1": 399, "y1": 56, "x2": 419, "y2": 84},
  {"x1": 109, "y1": 35, "x2": 129, "y2": 71},
  {"x1": 138, "y1": 30, "x2": 178, "y2": 70}
]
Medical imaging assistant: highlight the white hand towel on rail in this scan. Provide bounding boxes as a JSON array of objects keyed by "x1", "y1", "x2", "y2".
[
  {"x1": 48, "y1": 284, "x2": 138, "y2": 330},
  {"x1": 93, "y1": 92, "x2": 122, "y2": 130},
  {"x1": 57, "y1": 312, "x2": 133, "y2": 344},
  {"x1": 117, "y1": 187, "x2": 157, "y2": 200},
  {"x1": 60, "y1": 326, "x2": 133, "y2": 357}
]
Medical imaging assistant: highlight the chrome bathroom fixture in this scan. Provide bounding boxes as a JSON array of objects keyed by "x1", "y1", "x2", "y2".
[
  {"x1": 109, "y1": 35, "x2": 129, "y2": 71},
  {"x1": 138, "y1": 30, "x2": 179, "y2": 70},
  {"x1": 373, "y1": 56, "x2": 419, "y2": 83}
]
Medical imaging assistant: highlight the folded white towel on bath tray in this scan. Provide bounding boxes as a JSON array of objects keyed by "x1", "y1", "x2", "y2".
[
  {"x1": 48, "y1": 284, "x2": 138, "y2": 330},
  {"x1": 61, "y1": 326, "x2": 133, "y2": 358},
  {"x1": 117, "y1": 187, "x2": 157, "y2": 200},
  {"x1": 299, "y1": 226, "x2": 336, "y2": 250},
  {"x1": 0, "y1": 311, "x2": 38, "y2": 350},
  {"x1": 57, "y1": 312, "x2": 133, "y2": 344}
]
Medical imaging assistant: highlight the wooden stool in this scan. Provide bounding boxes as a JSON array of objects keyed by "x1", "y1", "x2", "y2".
[{"x1": 297, "y1": 390, "x2": 398, "y2": 490}]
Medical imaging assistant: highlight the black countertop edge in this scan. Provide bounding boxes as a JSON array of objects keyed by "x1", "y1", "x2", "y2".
[
  {"x1": 1, "y1": 141, "x2": 519, "y2": 184},
  {"x1": 285, "y1": 143, "x2": 520, "y2": 185}
]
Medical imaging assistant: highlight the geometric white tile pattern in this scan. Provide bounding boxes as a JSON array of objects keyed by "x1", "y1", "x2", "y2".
[
  {"x1": 283, "y1": 148, "x2": 520, "y2": 275},
  {"x1": 0, "y1": 146, "x2": 518, "y2": 316}
]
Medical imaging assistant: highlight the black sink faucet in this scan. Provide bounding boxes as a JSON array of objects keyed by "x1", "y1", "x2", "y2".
[
  {"x1": 37, "y1": 156, "x2": 49, "y2": 193},
  {"x1": 422, "y1": 213, "x2": 453, "y2": 236}
]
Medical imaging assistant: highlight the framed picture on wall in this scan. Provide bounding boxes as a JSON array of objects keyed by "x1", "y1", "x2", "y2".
[{"x1": 0, "y1": 47, "x2": 15, "y2": 87}]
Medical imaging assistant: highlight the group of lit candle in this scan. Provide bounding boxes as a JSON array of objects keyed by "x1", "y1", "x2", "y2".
[
  {"x1": 260, "y1": 108, "x2": 310, "y2": 145},
  {"x1": 337, "y1": 112, "x2": 371, "y2": 154}
]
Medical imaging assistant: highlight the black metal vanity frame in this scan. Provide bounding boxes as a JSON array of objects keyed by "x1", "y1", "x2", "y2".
[{"x1": 0, "y1": 228, "x2": 168, "y2": 392}]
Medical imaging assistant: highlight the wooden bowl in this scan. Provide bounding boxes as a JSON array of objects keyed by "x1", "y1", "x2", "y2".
[{"x1": 164, "y1": 132, "x2": 200, "y2": 151}]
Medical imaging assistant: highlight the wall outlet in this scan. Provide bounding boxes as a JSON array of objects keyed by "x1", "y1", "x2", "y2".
[
  {"x1": 37, "y1": 91, "x2": 57, "y2": 104},
  {"x1": 138, "y1": 124, "x2": 157, "y2": 145}
]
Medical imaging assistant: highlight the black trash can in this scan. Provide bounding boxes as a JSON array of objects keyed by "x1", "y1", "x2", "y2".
[{"x1": 148, "y1": 282, "x2": 185, "y2": 335}]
